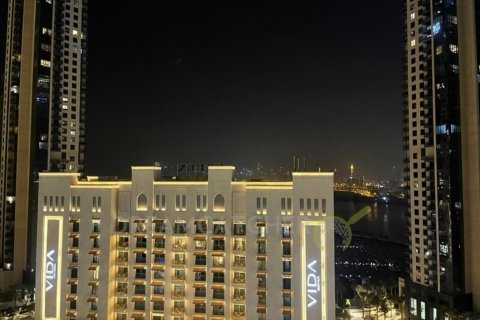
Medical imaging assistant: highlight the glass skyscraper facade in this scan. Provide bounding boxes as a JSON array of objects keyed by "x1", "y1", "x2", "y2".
[
  {"x1": 405, "y1": 0, "x2": 480, "y2": 318},
  {"x1": 0, "y1": 0, "x2": 87, "y2": 288}
]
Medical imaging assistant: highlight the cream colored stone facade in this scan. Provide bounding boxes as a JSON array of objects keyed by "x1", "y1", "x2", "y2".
[{"x1": 35, "y1": 166, "x2": 335, "y2": 320}]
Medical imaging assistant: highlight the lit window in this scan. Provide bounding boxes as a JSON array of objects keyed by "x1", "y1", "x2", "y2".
[
  {"x1": 62, "y1": 104, "x2": 68, "y2": 110},
  {"x1": 72, "y1": 29, "x2": 78, "y2": 36},
  {"x1": 41, "y1": 43, "x2": 51, "y2": 52},
  {"x1": 433, "y1": 22, "x2": 441, "y2": 35},
  {"x1": 410, "y1": 39, "x2": 416, "y2": 47},
  {"x1": 40, "y1": 59, "x2": 51, "y2": 67},
  {"x1": 449, "y1": 44, "x2": 458, "y2": 53},
  {"x1": 42, "y1": 27, "x2": 52, "y2": 35},
  {"x1": 436, "y1": 45, "x2": 443, "y2": 55},
  {"x1": 410, "y1": 12, "x2": 415, "y2": 20},
  {"x1": 70, "y1": 129, "x2": 76, "y2": 136},
  {"x1": 448, "y1": 15, "x2": 457, "y2": 25}
]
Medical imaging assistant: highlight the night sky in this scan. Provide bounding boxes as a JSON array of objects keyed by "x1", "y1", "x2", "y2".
[{"x1": 2, "y1": 0, "x2": 405, "y2": 180}]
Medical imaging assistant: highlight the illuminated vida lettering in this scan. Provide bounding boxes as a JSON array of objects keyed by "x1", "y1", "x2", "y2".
[
  {"x1": 307, "y1": 260, "x2": 321, "y2": 308},
  {"x1": 45, "y1": 250, "x2": 56, "y2": 292}
]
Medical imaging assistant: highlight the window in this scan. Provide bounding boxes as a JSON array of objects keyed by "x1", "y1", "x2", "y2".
[
  {"x1": 213, "y1": 239, "x2": 225, "y2": 251},
  {"x1": 173, "y1": 269, "x2": 185, "y2": 281},
  {"x1": 195, "y1": 221, "x2": 207, "y2": 234},
  {"x1": 410, "y1": 39, "x2": 416, "y2": 47},
  {"x1": 283, "y1": 260, "x2": 291, "y2": 273},
  {"x1": 213, "y1": 287, "x2": 224, "y2": 299},
  {"x1": 194, "y1": 271, "x2": 206, "y2": 281},
  {"x1": 233, "y1": 223, "x2": 246, "y2": 235},
  {"x1": 174, "y1": 221, "x2": 187, "y2": 234},
  {"x1": 213, "y1": 256, "x2": 225, "y2": 267},
  {"x1": 234, "y1": 255, "x2": 246, "y2": 267},
  {"x1": 195, "y1": 255, "x2": 206, "y2": 266},
  {"x1": 195, "y1": 286, "x2": 206, "y2": 297},
  {"x1": 174, "y1": 253, "x2": 185, "y2": 265},
  {"x1": 154, "y1": 220, "x2": 165, "y2": 233},
  {"x1": 172, "y1": 237, "x2": 186, "y2": 250},
  {"x1": 92, "y1": 196, "x2": 102, "y2": 212},
  {"x1": 212, "y1": 305, "x2": 224, "y2": 316},
  {"x1": 41, "y1": 59, "x2": 51, "y2": 67},
  {"x1": 258, "y1": 276, "x2": 267, "y2": 288},
  {"x1": 256, "y1": 197, "x2": 267, "y2": 214},
  {"x1": 213, "y1": 223, "x2": 225, "y2": 235},
  {"x1": 257, "y1": 242, "x2": 266, "y2": 254},
  {"x1": 175, "y1": 193, "x2": 187, "y2": 211},
  {"x1": 195, "y1": 303, "x2": 206, "y2": 313},
  {"x1": 93, "y1": 220, "x2": 100, "y2": 233},
  {"x1": 153, "y1": 270, "x2": 164, "y2": 280},
  {"x1": 137, "y1": 193, "x2": 147, "y2": 211},
  {"x1": 213, "y1": 194, "x2": 225, "y2": 212},
  {"x1": 234, "y1": 238, "x2": 245, "y2": 251},
  {"x1": 410, "y1": 298, "x2": 417, "y2": 316},
  {"x1": 213, "y1": 272, "x2": 224, "y2": 283},
  {"x1": 195, "y1": 239, "x2": 206, "y2": 250},
  {"x1": 282, "y1": 226, "x2": 291, "y2": 238},
  {"x1": 283, "y1": 242, "x2": 291, "y2": 255},
  {"x1": 283, "y1": 278, "x2": 291, "y2": 289},
  {"x1": 257, "y1": 225, "x2": 266, "y2": 238},
  {"x1": 153, "y1": 301, "x2": 164, "y2": 311}
]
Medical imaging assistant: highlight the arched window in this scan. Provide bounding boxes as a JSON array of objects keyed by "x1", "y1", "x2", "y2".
[
  {"x1": 137, "y1": 193, "x2": 148, "y2": 211},
  {"x1": 213, "y1": 194, "x2": 225, "y2": 212}
]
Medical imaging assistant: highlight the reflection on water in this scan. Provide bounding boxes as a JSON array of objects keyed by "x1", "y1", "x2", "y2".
[
  {"x1": 334, "y1": 196, "x2": 408, "y2": 245},
  {"x1": 334, "y1": 193, "x2": 408, "y2": 282}
]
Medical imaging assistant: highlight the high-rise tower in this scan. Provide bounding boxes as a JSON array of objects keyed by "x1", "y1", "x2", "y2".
[
  {"x1": 0, "y1": 0, "x2": 87, "y2": 288},
  {"x1": 404, "y1": 0, "x2": 480, "y2": 318}
]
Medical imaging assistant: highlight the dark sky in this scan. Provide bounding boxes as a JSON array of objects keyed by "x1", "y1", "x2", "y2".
[{"x1": 2, "y1": 0, "x2": 405, "y2": 180}]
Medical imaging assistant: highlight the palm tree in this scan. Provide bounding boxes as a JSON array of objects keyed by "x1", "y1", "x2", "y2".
[{"x1": 355, "y1": 284, "x2": 369, "y2": 319}]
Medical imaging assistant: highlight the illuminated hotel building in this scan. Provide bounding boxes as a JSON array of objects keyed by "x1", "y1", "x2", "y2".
[
  {"x1": 0, "y1": 0, "x2": 87, "y2": 287},
  {"x1": 404, "y1": 0, "x2": 480, "y2": 318},
  {"x1": 35, "y1": 166, "x2": 335, "y2": 320}
]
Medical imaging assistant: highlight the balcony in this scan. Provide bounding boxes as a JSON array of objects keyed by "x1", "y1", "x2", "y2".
[
  {"x1": 233, "y1": 245, "x2": 245, "y2": 253},
  {"x1": 172, "y1": 274, "x2": 186, "y2": 282},
  {"x1": 116, "y1": 288, "x2": 127, "y2": 296},
  {"x1": 171, "y1": 307, "x2": 186, "y2": 315},
  {"x1": 233, "y1": 261, "x2": 245, "y2": 268},
  {"x1": 233, "y1": 277, "x2": 245, "y2": 284},
  {"x1": 172, "y1": 242, "x2": 187, "y2": 250},
  {"x1": 258, "y1": 296, "x2": 267, "y2": 306},
  {"x1": 233, "y1": 295, "x2": 245, "y2": 302},
  {"x1": 116, "y1": 272, "x2": 128, "y2": 280},
  {"x1": 172, "y1": 259, "x2": 186, "y2": 267},
  {"x1": 172, "y1": 290, "x2": 186, "y2": 298},
  {"x1": 114, "y1": 304, "x2": 127, "y2": 312},
  {"x1": 117, "y1": 242, "x2": 129, "y2": 250},
  {"x1": 233, "y1": 311, "x2": 246, "y2": 318},
  {"x1": 258, "y1": 278, "x2": 267, "y2": 289}
]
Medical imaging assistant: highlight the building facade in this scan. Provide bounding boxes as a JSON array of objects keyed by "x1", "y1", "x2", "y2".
[
  {"x1": 0, "y1": 0, "x2": 87, "y2": 287},
  {"x1": 404, "y1": 0, "x2": 480, "y2": 318},
  {"x1": 35, "y1": 166, "x2": 335, "y2": 320}
]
